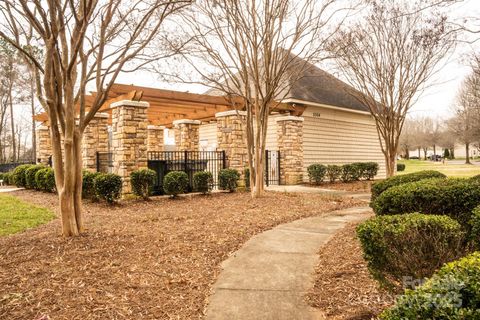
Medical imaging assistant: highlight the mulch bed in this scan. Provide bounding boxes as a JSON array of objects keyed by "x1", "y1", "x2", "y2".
[
  {"x1": 306, "y1": 181, "x2": 376, "y2": 193},
  {"x1": 305, "y1": 223, "x2": 395, "y2": 319},
  {"x1": 0, "y1": 190, "x2": 362, "y2": 320}
]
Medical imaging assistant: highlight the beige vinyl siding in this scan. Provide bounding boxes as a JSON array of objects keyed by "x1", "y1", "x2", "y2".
[
  {"x1": 199, "y1": 122, "x2": 218, "y2": 151},
  {"x1": 302, "y1": 105, "x2": 386, "y2": 180}
]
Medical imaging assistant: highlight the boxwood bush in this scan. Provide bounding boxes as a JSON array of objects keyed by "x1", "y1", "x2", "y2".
[
  {"x1": 94, "y1": 173, "x2": 122, "y2": 204},
  {"x1": 372, "y1": 178, "x2": 480, "y2": 226},
  {"x1": 358, "y1": 162, "x2": 379, "y2": 180},
  {"x1": 371, "y1": 170, "x2": 447, "y2": 202},
  {"x1": 35, "y1": 167, "x2": 56, "y2": 193},
  {"x1": 82, "y1": 171, "x2": 102, "y2": 200},
  {"x1": 244, "y1": 167, "x2": 250, "y2": 190},
  {"x1": 4, "y1": 172, "x2": 12, "y2": 185},
  {"x1": 380, "y1": 252, "x2": 480, "y2": 319},
  {"x1": 12, "y1": 164, "x2": 34, "y2": 188},
  {"x1": 326, "y1": 165, "x2": 342, "y2": 183},
  {"x1": 341, "y1": 164, "x2": 360, "y2": 182},
  {"x1": 469, "y1": 206, "x2": 480, "y2": 249},
  {"x1": 163, "y1": 171, "x2": 189, "y2": 197},
  {"x1": 193, "y1": 171, "x2": 214, "y2": 194},
  {"x1": 25, "y1": 165, "x2": 45, "y2": 189},
  {"x1": 307, "y1": 164, "x2": 327, "y2": 184},
  {"x1": 397, "y1": 163, "x2": 406, "y2": 172},
  {"x1": 131, "y1": 168, "x2": 156, "y2": 200},
  {"x1": 218, "y1": 168, "x2": 240, "y2": 192},
  {"x1": 357, "y1": 213, "x2": 466, "y2": 292}
]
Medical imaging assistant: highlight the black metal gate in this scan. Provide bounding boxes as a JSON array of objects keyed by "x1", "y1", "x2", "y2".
[
  {"x1": 265, "y1": 150, "x2": 280, "y2": 186},
  {"x1": 147, "y1": 151, "x2": 226, "y2": 195}
]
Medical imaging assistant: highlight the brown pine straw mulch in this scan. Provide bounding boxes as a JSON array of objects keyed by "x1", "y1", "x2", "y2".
[
  {"x1": 0, "y1": 190, "x2": 363, "y2": 320},
  {"x1": 306, "y1": 223, "x2": 395, "y2": 320}
]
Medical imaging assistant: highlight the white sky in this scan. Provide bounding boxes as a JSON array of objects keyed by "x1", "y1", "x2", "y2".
[{"x1": 110, "y1": 0, "x2": 480, "y2": 121}]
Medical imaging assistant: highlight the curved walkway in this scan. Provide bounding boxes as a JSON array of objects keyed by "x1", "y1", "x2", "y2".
[{"x1": 205, "y1": 205, "x2": 373, "y2": 320}]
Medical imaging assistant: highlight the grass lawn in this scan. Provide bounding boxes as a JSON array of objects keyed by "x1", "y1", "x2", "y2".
[
  {"x1": 0, "y1": 190, "x2": 362, "y2": 319},
  {"x1": 0, "y1": 193, "x2": 55, "y2": 236},
  {"x1": 398, "y1": 159, "x2": 480, "y2": 178}
]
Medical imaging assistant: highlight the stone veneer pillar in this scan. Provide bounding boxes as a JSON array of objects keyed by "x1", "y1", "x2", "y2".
[
  {"x1": 216, "y1": 110, "x2": 248, "y2": 173},
  {"x1": 173, "y1": 119, "x2": 200, "y2": 151},
  {"x1": 82, "y1": 113, "x2": 109, "y2": 172},
  {"x1": 111, "y1": 100, "x2": 149, "y2": 194},
  {"x1": 36, "y1": 125, "x2": 53, "y2": 165},
  {"x1": 147, "y1": 125, "x2": 165, "y2": 153},
  {"x1": 276, "y1": 116, "x2": 304, "y2": 185}
]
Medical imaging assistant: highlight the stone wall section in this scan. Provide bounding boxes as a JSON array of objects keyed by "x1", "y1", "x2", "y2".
[
  {"x1": 111, "y1": 100, "x2": 149, "y2": 194},
  {"x1": 277, "y1": 116, "x2": 304, "y2": 185},
  {"x1": 173, "y1": 120, "x2": 200, "y2": 151},
  {"x1": 82, "y1": 113, "x2": 109, "y2": 172},
  {"x1": 216, "y1": 111, "x2": 248, "y2": 174},
  {"x1": 36, "y1": 125, "x2": 53, "y2": 165},
  {"x1": 147, "y1": 125, "x2": 165, "y2": 153}
]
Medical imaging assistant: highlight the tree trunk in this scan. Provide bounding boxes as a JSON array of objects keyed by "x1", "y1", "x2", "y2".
[
  {"x1": 8, "y1": 90, "x2": 16, "y2": 162},
  {"x1": 423, "y1": 148, "x2": 427, "y2": 160},
  {"x1": 433, "y1": 144, "x2": 436, "y2": 161},
  {"x1": 418, "y1": 148, "x2": 420, "y2": 159},
  {"x1": 384, "y1": 148, "x2": 396, "y2": 178},
  {"x1": 31, "y1": 82, "x2": 36, "y2": 162},
  {"x1": 466, "y1": 143, "x2": 471, "y2": 164}
]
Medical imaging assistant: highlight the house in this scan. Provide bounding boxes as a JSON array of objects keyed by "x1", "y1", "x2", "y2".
[{"x1": 34, "y1": 60, "x2": 386, "y2": 192}]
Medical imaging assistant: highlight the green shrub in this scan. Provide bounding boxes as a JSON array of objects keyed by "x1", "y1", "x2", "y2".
[
  {"x1": 469, "y1": 174, "x2": 480, "y2": 184},
  {"x1": 82, "y1": 171, "x2": 102, "y2": 200},
  {"x1": 326, "y1": 165, "x2": 342, "y2": 183},
  {"x1": 2, "y1": 172, "x2": 12, "y2": 185},
  {"x1": 193, "y1": 171, "x2": 214, "y2": 194},
  {"x1": 12, "y1": 164, "x2": 34, "y2": 188},
  {"x1": 25, "y1": 165, "x2": 45, "y2": 189},
  {"x1": 341, "y1": 164, "x2": 360, "y2": 182},
  {"x1": 0, "y1": 173, "x2": 4, "y2": 184},
  {"x1": 360, "y1": 162, "x2": 379, "y2": 180},
  {"x1": 380, "y1": 252, "x2": 480, "y2": 319},
  {"x1": 371, "y1": 170, "x2": 446, "y2": 202},
  {"x1": 131, "y1": 168, "x2": 156, "y2": 200},
  {"x1": 35, "y1": 167, "x2": 55, "y2": 193},
  {"x1": 469, "y1": 206, "x2": 480, "y2": 249},
  {"x1": 94, "y1": 173, "x2": 122, "y2": 204},
  {"x1": 307, "y1": 164, "x2": 327, "y2": 184},
  {"x1": 218, "y1": 168, "x2": 240, "y2": 192},
  {"x1": 244, "y1": 167, "x2": 250, "y2": 190},
  {"x1": 372, "y1": 178, "x2": 480, "y2": 227},
  {"x1": 357, "y1": 213, "x2": 466, "y2": 292},
  {"x1": 163, "y1": 171, "x2": 189, "y2": 197},
  {"x1": 397, "y1": 163, "x2": 406, "y2": 172}
]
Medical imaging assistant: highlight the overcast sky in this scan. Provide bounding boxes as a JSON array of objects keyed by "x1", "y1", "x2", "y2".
[{"x1": 110, "y1": 0, "x2": 480, "y2": 121}]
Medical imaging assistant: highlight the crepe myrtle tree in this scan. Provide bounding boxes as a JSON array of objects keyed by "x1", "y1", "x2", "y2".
[
  {"x1": 177, "y1": 0, "x2": 355, "y2": 197},
  {"x1": 327, "y1": 0, "x2": 455, "y2": 177},
  {"x1": 0, "y1": 0, "x2": 191, "y2": 236}
]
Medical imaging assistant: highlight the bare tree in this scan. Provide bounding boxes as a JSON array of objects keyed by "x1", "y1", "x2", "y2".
[
  {"x1": 449, "y1": 70, "x2": 480, "y2": 164},
  {"x1": 0, "y1": 0, "x2": 190, "y2": 236},
  {"x1": 177, "y1": 0, "x2": 352, "y2": 197},
  {"x1": 327, "y1": 0, "x2": 455, "y2": 177}
]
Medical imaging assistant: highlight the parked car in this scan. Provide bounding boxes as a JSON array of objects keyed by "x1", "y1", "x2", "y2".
[
  {"x1": 429, "y1": 155, "x2": 442, "y2": 162},
  {"x1": 410, "y1": 156, "x2": 420, "y2": 160}
]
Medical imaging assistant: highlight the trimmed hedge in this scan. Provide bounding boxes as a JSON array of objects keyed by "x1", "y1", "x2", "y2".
[
  {"x1": 25, "y1": 165, "x2": 45, "y2": 189},
  {"x1": 0, "y1": 172, "x2": 9, "y2": 185},
  {"x1": 352, "y1": 162, "x2": 379, "y2": 180},
  {"x1": 357, "y1": 213, "x2": 466, "y2": 291},
  {"x1": 131, "y1": 168, "x2": 156, "y2": 200},
  {"x1": 82, "y1": 171, "x2": 102, "y2": 200},
  {"x1": 307, "y1": 164, "x2": 327, "y2": 184},
  {"x1": 341, "y1": 164, "x2": 360, "y2": 182},
  {"x1": 219, "y1": 168, "x2": 240, "y2": 192},
  {"x1": 469, "y1": 206, "x2": 480, "y2": 249},
  {"x1": 163, "y1": 171, "x2": 189, "y2": 197},
  {"x1": 380, "y1": 252, "x2": 480, "y2": 319},
  {"x1": 372, "y1": 178, "x2": 480, "y2": 226},
  {"x1": 193, "y1": 171, "x2": 214, "y2": 194},
  {"x1": 244, "y1": 167, "x2": 250, "y2": 190},
  {"x1": 397, "y1": 163, "x2": 406, "y2": 172},
  {"x1": 94, "y1": 173, "x2": 122, "y2": 204},
  {"x1": 12, "y1": 164, "x2": 33, "y2": 187},
  {"x1": 326, "y1": 165, "x2": 342, "y2": 183},
  {"x1": 371, "y1": 170, "x2": 447, "y2": 202},
  {"x1": 35, "y1": 167, "x2": 55, "y2": 192}
]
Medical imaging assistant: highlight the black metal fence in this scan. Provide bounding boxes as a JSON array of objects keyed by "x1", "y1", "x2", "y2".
[
  {"x1": 147, "y1": 150, "x2": 226, "y2": 195},
  {"x1": 265, "y1": 150, "x2": 280, "y2": 186},
  {"x1": 0, "y1": 160, "x2": 36, "y2": 173},
  {"x1": 96, "y1": 152, "x2": 114, "y2": 173}
]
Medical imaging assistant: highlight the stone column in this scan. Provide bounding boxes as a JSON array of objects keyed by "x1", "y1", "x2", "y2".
[
  {"x1": 276, "y1": 116, "x2": 304, "y2": 185},
  {"x1": 111, "y1": 100, "x2": 149, "y2": 194},
  {"x1": 216, "y1": 110, "x2": 248, "y2": 174},
  {"x1": 82, "y1": 113, "x2": 109, "y2": 172},
  {"x1": 173, "y1": 119, "x2": 200, "y2": 151},
  {"x1": 147, "y1": 125, "x2": 165, "y2": 153},
  {"x1": 36, "y1": 125, "x2": 53, "y2": 165}
]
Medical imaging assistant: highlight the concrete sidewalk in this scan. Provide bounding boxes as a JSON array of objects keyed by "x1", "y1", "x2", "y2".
[
  {"x1": 0, "y1": 187, "x2": 23, "y2": 193},
  {"x1": 204, "y1": 206, "x2": 373, "y2": 320}
]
